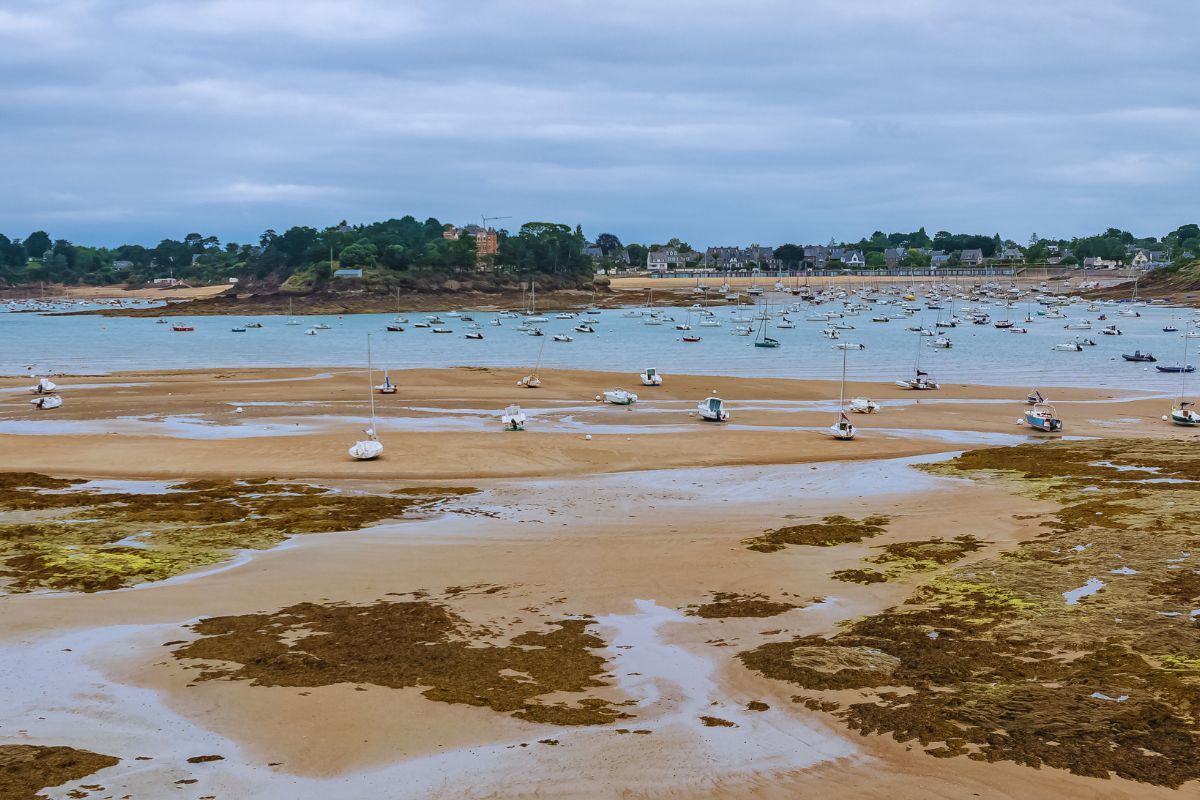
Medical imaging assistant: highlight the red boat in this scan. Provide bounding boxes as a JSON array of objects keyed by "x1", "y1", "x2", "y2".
[{"x1": 171, "y1": 325, "x2": 194, "y2": 332}]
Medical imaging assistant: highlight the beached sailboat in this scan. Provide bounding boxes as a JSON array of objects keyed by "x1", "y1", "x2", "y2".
[
  {"x1": 518, "y1": 334, "x2": 547, "y2": 388},
  {"x1": 374, "y1": 370, "x2": 397, "y2": 394},
  {"x1": 1167, "y1": 334, "x2": 1200, "y2": 426},
  {"x1": 348, "y1": 334, "x2": 384, "y2": 460},
  {"x1": 827, "y1": 347, "x2": 856, "y2": 440},
  {"x1": 896, "y1": 330, "x2": 939, "y2": 389}
]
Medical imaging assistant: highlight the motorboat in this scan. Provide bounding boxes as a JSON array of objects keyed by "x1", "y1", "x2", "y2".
[
  {"x1": 849, "y1": 397, "x2": 880, "y2": 414},
  {"x1": 822, "y1": 327, "x2": 839, "y2": 339},
  {"x1": 1121, "y1": 351, "x2": 1156, "y2": 363},
  {"x1": 502, "y1": 404, "x2": 527, "y2": 431},
  {"x1": 603, "y1": 388, "x2": 638, "y2": 405},
  {"x1": 1075, "y1": 337, "x2": 1097, "y2": 346},
  {"x1": 304, "y1": 328, "x2": 318, "y2": 336},
  {"x1": 1157, "y1": 364, "x2": 1196, "y2": 373},
  {"x1": 1052, "y1": 342, "x2": 1083, "y2": 352},
  {"x1": 932, "y1": 337, "x2": 952, "y2": 348},
  {"x1": 465, "y1": 331, "x2": 484, "y2": 340},
  {"x1": 518, "y1": 374, "x2": 542, "y2": 388},
  {"x1": 697, "y1": 396, "x2": 729, "y2": 422},
  {"x1": 527, "y1": 328, "x2": 544, "y2": 336},
  {"x1": 1024, "y1": 402, "x2": 1063, "y2": 432},
  {"x1": 231, "y1": 327, "x2": 246, "y2": 333},
  {"x1": 1100, "y1": 325, "x2": 1123, "y2": 336},
  {"x1": 432, "y1": 328, "x2": 453, "y2": 334},
  {"x1": 574, "y1": 323, "x2": 595, "y2": 333},
  {"x1": 414, "y1": 322, "x2": 431, "y2": 328},
  {"x1": 1064, "y1": 320, "x2": 1092, "y2": 330},
  {"x1": 30, "y1": 395, "x2": 63, "y2": 410},
  {"x1": 640, "y1": 368, "x2": 663, "y2": 386},
  {"x1": 312, "y1": 323, "x2": 331, "y2": 330},
  {"x1": 835, "y1": 342, "x2": 865, "y2": 350},
  {"x1": 386, "y1": 324, "x2": 405, "y2": 332},
  {"x1": 29, "y1": 377, "x2": 57, "y2": 395},
  {"x1": 172, "y1": 324, "x2": 194, "y2": 332},
  {"x1": 552, "y1": 334, "x2": 573, "y2": 342},
  {"x1": 245, "y1": 322, "x2": 263, "y2": 328},
  {"x1": 682, "y1": 334, "x2": 702, "y2": 342}
]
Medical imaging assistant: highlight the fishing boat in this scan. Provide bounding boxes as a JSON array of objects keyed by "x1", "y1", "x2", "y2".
[
  {"x1": 603, "y1": 388, "x2": 638, "y2": 405},
  {"x1": 827, "y1": 347, "x2": 857, "y2": 440},
  {"x1": 1024, "y1": 402, "x2": 1063, "y2": 432},
  {"x1": 640, "y1": 368, "x2": 663, "y2": 386},
  {"x1": 1100, "y1": 324, "x2": 1123, "y2": 336},
  {"x1": 1121, "y1": 351, "x2": 1156, "y2": 362},
  {"x1": 552, "y1": 333, "x2": 573, "y2": 342},
  {"x1": 697, "y1": 396, "x2": 729, "y2": 422},
  {"x1": 465, "y1": 331, "x2": 483, "y2": 340},
  {"x1": 502, "y1": 404, "x2": 527, "y2": 431},
  {"x1": 29, "y1": 377, "x2": 57, "y2": 395},
  {"x1": 850, "y1": 397, "x2": 880, "y2": 414},
  {"x1": 1052, "y1": 341, "x2": 1083, "y2": 352},
  {"x1": 172, "y1": 324, "x2": 194, "y2": 332},
  {"x1": 375, "y1": 371, "x2": 397, "y2": 394},
  {"x1": 30, "y1": 395, "x2": 62, "y2": 410},
  {"x1": 348, "y1": 334, "x2": 384, "y2": 461}
]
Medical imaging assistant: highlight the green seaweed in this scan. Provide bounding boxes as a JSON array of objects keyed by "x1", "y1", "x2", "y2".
[{"x1": 743, "y1": 515, "x2": 890, "y2": 553}]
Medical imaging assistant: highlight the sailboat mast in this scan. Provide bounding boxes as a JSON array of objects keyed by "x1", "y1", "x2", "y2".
[
  {"x1": 366, "y1": 333, "x2": 377, "y2": 433},
  {"x1": 840, "y1": 346, "x2": 847, "y2": 410},
  {"x1": 1183, "y1": 334, "x2": 1190, "y2": 401}
]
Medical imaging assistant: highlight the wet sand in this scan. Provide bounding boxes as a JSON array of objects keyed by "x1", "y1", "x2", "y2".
[{"x1": 0, "y1": 367, "x2": 1195, "y2": 798}]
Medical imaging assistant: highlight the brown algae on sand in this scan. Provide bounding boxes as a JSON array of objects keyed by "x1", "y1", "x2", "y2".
[
  {"x1": 740, "y1": 439, "x2": 1200, "y2": 788},
  {"x1": 0, "y1": 472, "x2": 474, "y2": 593},
  {"x1": 687, "y1": 592, "x2": 801, "y2": 618},
  {"x1": 832, "y1": 536, "x2": 986, "y2": 583},
  {"x1": 0, "y1": 744, "x2": 119, "y2": 800},
  {"x1": 173, "y1": 597, "x2": 627, "y2": 725},
  {"x1": 743, "y1": 514, "x2": 890, "y2": 553}
]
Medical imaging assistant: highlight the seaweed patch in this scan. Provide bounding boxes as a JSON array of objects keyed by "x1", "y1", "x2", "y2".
[
  {"x1": 173, "y1": 596, "x2": 627, "y2": 726},
  {"x1": 740, "y1": 440, "x2": 1200, "y2": 788},
  {"x1": 743, "y1": 515, "x2": 890, "y2": 553},
  {"x1": 0, "y1": 744, "x2": 118, "y2": 800},
  {"x1": 0, "y1": 472, "x2": 474, "y2": 593}
]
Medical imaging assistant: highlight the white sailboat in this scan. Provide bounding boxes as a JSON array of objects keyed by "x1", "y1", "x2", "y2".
[
  {"x1": 518, "y1": 333, "x2": 547, "y2": 388},
  {"x1": 1168, "y1": 334, "x2": 1200, "y2": 426},
  {"x1": 348, "y1": 334, "x2": 384, "y2": 460},
  {"x1": 286, "y1": 298, "x2": 301, "y2": 326},
  {"x1": 375, "y1": 369, "x2": 397, "y2": 394},
  {"x1": 827, "y1": 346, "x2": 857, "y2": 439}
]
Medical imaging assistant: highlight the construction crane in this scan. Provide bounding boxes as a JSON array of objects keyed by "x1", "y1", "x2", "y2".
[{"x1": 481, "y1": 214, "x2": 511, "y2": 230}]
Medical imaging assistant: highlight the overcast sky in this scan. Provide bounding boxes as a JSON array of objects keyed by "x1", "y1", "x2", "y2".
[{"x1": 2, "y1": 0, "x2": 1198, "y2": 248}]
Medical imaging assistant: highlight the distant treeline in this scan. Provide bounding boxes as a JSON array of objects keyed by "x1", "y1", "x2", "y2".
[
  {"x1": 1, "y1": 218, "x2": 1198, "y2": 288},
  {"x1": 0, "y1": 216, "x2": 594, "y2": 290}
]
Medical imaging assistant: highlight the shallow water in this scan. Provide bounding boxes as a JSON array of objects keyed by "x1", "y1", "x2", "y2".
[{"x1": 4, "y1": 300, "x2": 1198, "y2": 388}]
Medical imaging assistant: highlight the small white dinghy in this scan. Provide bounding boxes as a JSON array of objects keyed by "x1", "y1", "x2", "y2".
[
  {"x1": 640, "y1": 368, "x2": 663, "y2": 386},
  {"x1": 29, "y1": 377, "x2": 58, "y2": 394},
  {"x1": 349, "y1": 334, "x2": 384, "y2": 461},
  {"x1": 602, "y1": 388, "x2": 638, "y2": 405},
  {"x1": 697, "y1": 396, "x2": 729, "y2": 422},
  {"x1": 502, "y1": 404, "x2": 527, "y2": 431},
  {"x1": 31, "y1": 395, "x2": 63, "y2": 410}
]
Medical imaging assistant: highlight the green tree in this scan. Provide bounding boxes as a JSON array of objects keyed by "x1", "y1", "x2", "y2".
[{"x1": 24, "y1": 230, "x2": 51, "y2": 260}]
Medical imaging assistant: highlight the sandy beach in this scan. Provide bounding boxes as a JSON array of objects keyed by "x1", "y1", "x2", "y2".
[{"x1": 1, "y1": 367, "x2": 1197, "y2": 799}]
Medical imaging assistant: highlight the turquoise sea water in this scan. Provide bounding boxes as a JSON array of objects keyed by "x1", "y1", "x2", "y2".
[{"x1": 2, "y1": 300, "x2": 1196, "y2": 389}]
